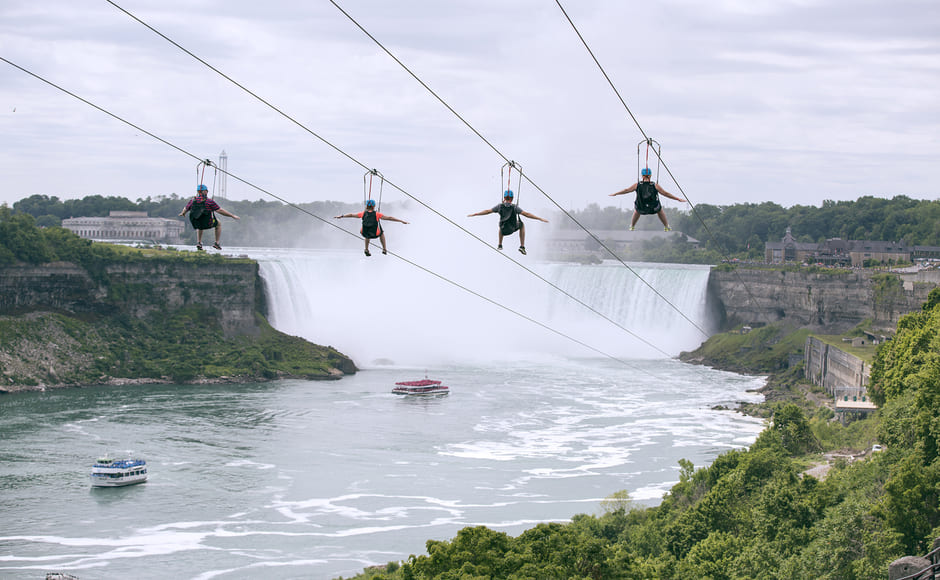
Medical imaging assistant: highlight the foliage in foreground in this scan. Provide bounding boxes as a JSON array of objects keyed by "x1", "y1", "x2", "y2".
[{"x1": 340, "y1": 292, "x2": 940, "y2": 579}]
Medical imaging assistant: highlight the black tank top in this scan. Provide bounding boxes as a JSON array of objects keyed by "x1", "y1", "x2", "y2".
[
  {"x1": 635, "y1": 182, "x2": 660, "y2": 213},
  {"x1": 361, "y1": 211, "x2": 380, "y2": 237}
]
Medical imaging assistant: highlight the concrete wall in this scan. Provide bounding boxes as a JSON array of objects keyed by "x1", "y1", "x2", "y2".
[{"x1": 804, "y1": 336, "x2": 869, "y2": 395}]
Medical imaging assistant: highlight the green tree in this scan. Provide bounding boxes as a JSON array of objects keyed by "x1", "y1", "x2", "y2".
[{"x1": 0, "y1": 209, "x2": 56, "y2": 263}]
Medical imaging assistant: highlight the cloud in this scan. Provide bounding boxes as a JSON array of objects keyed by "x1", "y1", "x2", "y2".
[{"x1": 1, "y1": 0, "x2": 937, "y2": 217}]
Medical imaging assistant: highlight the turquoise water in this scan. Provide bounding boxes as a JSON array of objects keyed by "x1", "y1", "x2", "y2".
[{"x1": 0, "y1": 359, "x2": 764, "y2": 579}]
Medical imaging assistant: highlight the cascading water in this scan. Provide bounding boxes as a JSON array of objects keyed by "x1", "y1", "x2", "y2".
[{"x1": 247, "y1": 247, "x2": 716, "y2": 367}]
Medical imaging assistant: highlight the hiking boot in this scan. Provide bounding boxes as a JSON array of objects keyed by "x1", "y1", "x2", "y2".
[
  {"x1": 518, "y1": 246, "x2": 527, "y2": 255},
  {"x1": 364, "y1": 249, "x2": 371, "y2": 257},
  {"x1": 497, "y1": 245, "x2": 503, "y2": 250}
]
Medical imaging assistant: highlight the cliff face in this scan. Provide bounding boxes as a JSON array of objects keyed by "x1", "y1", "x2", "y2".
[
  {"x1": 0, "y1": 256, "x2": 356, "y2": 389},
  {"x1": 708, "y1": 268, "x2": 935, "y2": 333},
  {"x1": 0, "y1": 259, "x2": 260, "y2": 336}
]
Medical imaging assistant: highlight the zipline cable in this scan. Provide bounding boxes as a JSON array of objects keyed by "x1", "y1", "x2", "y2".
[
  {"x1": 327, "y1": 0, "x2": 710, "y2": 339},
  {"x1": 554, "y1": 0, "x2": 770, "y2": 315},
  {"x1": 99, "y1": 0, "x2": 691, "y2": 357},
  {"x1": 0, "y1": 54, "x2": 658, "y2": 373}
]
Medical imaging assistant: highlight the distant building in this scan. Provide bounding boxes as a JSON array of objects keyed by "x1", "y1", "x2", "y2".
[
  {"x1": 765, "y1": 226, "x2": 940, "y2": 267},
  {"x1": 62, "y1": 211, "x2": 185, "y2": 244},
  {"x1": 547, "y1": 228, "x2": 698, "y2": 259},
  {"x1": 833, "y1": 386, "x2": 877, "y2": 424},
  {"x1": 765, "y1": 226, "x2": 819, "y2": 263}
]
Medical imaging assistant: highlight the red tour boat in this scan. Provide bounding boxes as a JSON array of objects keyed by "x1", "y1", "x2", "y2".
[{"x1": 392, "y1": 379, "x2": 449, "y2": 396}]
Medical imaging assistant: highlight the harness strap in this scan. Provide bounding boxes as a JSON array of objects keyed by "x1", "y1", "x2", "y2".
[{"x1": 363, "y1": 169, "x2": 384, "y2": 211}]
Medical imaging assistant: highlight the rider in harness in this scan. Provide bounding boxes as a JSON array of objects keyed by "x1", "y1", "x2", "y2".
[
  {"x1": 468, "y1": 190, "x2": 549, "y2": 255},
  {"x1": 609, "y1": 168, "x2": 687, "y2": 231},
  {"x1": 334, "y1": 199, "x2": 409, "y2": 256},
  {"x1": 179, "y1": 184, "x2": 240, "y2": 250}
]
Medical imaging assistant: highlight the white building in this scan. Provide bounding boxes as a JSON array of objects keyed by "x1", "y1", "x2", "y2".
[{"x1": 62, "y1": 211, "x2": 185, "y2": 243}]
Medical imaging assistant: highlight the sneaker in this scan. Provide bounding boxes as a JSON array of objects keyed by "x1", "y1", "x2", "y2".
[
  {"x1": 212, "y1": 242, "x2": 222, "y2": 250},
  {"x1": 664, "y1": 226, "x2": 672, "y2": 232},
  {"x1": 497, "y1": 245, "x2": 503, "y2": 250},
  {"x1": 518, "y1": 246, "x2": 527, "y2": 255},
  {"x1": 196, "y1": 244, "x2": 204, "y2": 251},
  {"x1": 629, "y1": 226, "x2": 635, "y2": 231},
  {"x1": 364, "y1": 249, "x2": 371, "y2": 257}
]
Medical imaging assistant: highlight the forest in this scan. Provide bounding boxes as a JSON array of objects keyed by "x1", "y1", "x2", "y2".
[
  {"x1": 563, "y1": 194, "x2": 940, "y2": 264},
  {"x1": 7, "y1": 193, "x2": 940, "y2": 262}
]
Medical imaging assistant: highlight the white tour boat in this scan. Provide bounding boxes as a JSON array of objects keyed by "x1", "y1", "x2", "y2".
[{"x1": 90, "y1": 456, "x2": 148, "y2": 487}]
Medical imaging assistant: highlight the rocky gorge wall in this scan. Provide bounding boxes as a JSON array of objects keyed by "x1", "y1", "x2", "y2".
[
  {"x1": 707, "y1": 267, "x2": 936, "y2": 333},
  {"x1": 0, "y1": 258, "x2": 262, "y2": 336}
]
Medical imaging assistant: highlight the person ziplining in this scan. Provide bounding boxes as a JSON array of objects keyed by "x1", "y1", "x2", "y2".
[
  {"x1": 178, "y1": 160, "x2": 239, "y2": 250},
  {"x1": 467, "y1": 161, "x2": 548, "y2": 255},
  {"x1": 609, "y1": 139, "x2": 687, "y2": 232},
  {"x1": 334, "y1": 169, "x2": 409, "y2": 256}
]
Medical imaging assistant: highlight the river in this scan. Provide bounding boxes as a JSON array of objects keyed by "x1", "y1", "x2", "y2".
[{"x1": 0, "y1": 249, "x2": 766, "y2": 579}]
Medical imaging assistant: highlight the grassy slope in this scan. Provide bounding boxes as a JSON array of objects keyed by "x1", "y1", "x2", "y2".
[{"x1": 0, "y1": 309, "x2": 353, "y2": 390}]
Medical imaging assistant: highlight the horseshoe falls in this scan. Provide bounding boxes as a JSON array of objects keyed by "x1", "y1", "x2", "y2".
[{"x1": 251, "y1": 248, "x2": 717, "y2": 367}]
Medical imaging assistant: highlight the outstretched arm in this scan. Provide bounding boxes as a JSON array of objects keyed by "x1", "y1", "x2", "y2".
[
  {"x1": 610, "y1": 183, "x2": 639, "y2": 197},
  {"x1": 381, "y1": 215, "x2": 409, "y2": 225},
  {"x1": 334, "y1": 213, "x2": 356, "y2": 219},
  {"x1": 467, "y1": 208, "x2": 495, "y2": 217},
  {"x1": 655, "y1": 184, "x2": 687, "y2": 203},
  {"x1": 216, "y1": 208, "x2": 240, "y2": 220},
  {"x1": 519, "y1": 210, "x2": 548, "y2": 223}
]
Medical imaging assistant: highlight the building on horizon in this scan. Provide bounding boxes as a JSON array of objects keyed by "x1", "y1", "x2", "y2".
[
  {"x1": 765, "y1": 226, "x2": 940, "y2": 267},
  {"x1": 62, "y1": 211, "x2": 185, "y2": 244}
]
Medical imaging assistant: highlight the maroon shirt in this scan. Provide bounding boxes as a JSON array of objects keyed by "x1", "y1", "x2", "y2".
[{"x1": 184, "y1": 195, "x2": 221, "y2": 212}]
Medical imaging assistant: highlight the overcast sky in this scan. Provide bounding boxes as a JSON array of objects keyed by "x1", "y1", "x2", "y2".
[{"x1": 1, "y1": 0, "x2": 938, "y2": 219}]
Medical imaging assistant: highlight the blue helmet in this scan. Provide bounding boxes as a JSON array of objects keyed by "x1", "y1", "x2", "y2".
[
  {"x1": 641, "y1": 168, "x2": 652, "y2": 177},
  {"x1": 365, "y1": 199, "x2": 376, "y2": 208},
  {"x1": 197, "y1": 184, "x2": 208, "y2": 192},
  {"x1": 503, "y1": 190, "x2": 514, "y2": 199}
]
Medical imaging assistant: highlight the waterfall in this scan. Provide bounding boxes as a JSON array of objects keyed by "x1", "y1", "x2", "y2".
[{"x1": 246, "y1": 248, "x2": 715, "y2": 367}]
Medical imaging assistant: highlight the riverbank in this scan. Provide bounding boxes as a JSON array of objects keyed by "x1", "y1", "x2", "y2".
[{"x1": 679, "y1": 321, "x2": 817, "y2": 416}]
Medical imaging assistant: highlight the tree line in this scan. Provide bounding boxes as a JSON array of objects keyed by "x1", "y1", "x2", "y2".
[
  {"x1": 7, "y1": 193, "x2": 367, "y2": 248},
  {"x1": 6, "y1": 193, "x2": 940, "y2": 260},
  {"x1": 558, "y1": 195, "x2": 940, "y2": 262}
]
